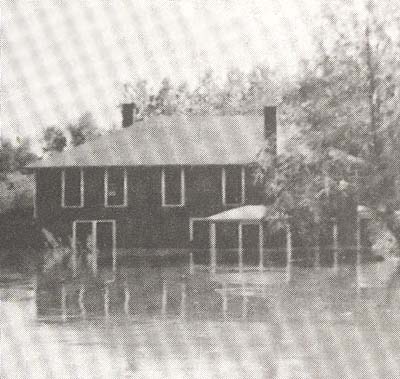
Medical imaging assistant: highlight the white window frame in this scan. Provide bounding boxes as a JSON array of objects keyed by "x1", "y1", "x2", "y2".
[
  {"x1": 161, "y1": 167, "x2": 185, "y2": 207},
  {"x1": 222, "y1": 166, "x2": 245, "y2": 206},
  {"x1": 61, "y1": 168, "x2": 84, "y2": 208},
  {"x1": 104, "y1": 168, "x2": 128, "y2": 208}
]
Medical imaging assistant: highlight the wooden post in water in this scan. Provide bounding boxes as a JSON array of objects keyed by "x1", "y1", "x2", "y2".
[
  {"x1": 112, "y1": 221, "x2": 117, "y2": 272},
  {"x1": 356, "y1": 216, "x2": 362, "y2": 290},
  {"x1": 314, "y1": 220, "x2": 321, "y2": 270},
  {"x1": 92, "y1": 221, "x2": 98, "y2": 276},
  {"x1": 259, "y1": 223, "x2": 264, "y2": 272},
  {"x1": 124, "y1": 283, "x2": 130, "y2": 316},
  {"x1": 161, "y1": 281, "x2": 168, "y2": 317},
  {"x1": 33, "y1": 171, "x2": 38, "y2": 219},
  {"x1": 79, "y1": 284, "x2": 86, "y2": 319},
  {"x1": 72, "y1": 222, "x2": 77, "y2": 276},
  {"x1": 286, "y1": 222, "x2": 292, "y2": 283},
  {"x1": 222, "y1": 282, "x2": 228, "y2": 320},
  {"x1": 180, "y1": 282, "x2": 186, "y2": 319},
  {"x1": 104, "y1": 284, "x2": 110, "y2": 319},
  {"x1": 238, "y1": 223, "x2": 243, "y2": 274},
  {"x1": 315, "y1": 244, "x2": 321, "y2": 269},
  {"x1": 61, "y1": 283, "x2": 67, "y2": 322},
  {"x1": 209, "y1": 223, "x2": 217, "y2": 274},
  {"x1": 241, "y1": 283, "x2": 248, "y2": 320},
  {"x1": 189, "y1": 252, "x2": 194, "y2": 275},
  {"x1": 31, "y1": 275, "x2": 38, "y2": 319},
  {"x1": 333, "y1": 220, "x2": 339, "y2": 273},
  {"x1": 356, "y1": 216, "x2": 362, "y2": 264}
]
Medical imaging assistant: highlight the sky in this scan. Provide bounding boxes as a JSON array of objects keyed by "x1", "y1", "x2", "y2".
[{"x1": 1, "y1": 0, "x2": 328, "y2": 148}]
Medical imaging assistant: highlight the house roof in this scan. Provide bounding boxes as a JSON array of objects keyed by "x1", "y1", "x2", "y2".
[{"x1": 28, "y1": 114, "x2": 266, "y2": 168}]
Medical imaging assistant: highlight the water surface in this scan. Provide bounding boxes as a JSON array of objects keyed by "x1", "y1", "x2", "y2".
[{"x1": 1, "y1": 260, "x2": 400, "y2": 378}]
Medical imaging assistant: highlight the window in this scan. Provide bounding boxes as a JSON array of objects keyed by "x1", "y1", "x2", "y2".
[
  {"x1": 161, "y1": 167, "x2": 185, "y2": 207},
  {"x1": 222, "y1": 166, "x2": 245, "y2": 205},
  {"x1": 105, "y1": 168, "x2": 127, "y2": 207},
  {"x1": 62, "y1": 168, "x2": 84, "y2": 207}
]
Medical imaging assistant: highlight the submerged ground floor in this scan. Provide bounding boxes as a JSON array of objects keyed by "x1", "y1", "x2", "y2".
[{"x1": 41, "y1": 205, "x2": 375, "y2": 276}]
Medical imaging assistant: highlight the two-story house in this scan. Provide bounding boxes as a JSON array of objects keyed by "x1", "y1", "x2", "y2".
[{"x1": 27, "y1": 106, "x2": 279, "y2": 269}]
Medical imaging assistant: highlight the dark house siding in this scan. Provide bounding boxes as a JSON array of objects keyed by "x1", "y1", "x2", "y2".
[{"x1": 35, "y1": 165, "x2": 262, "y2": 251}]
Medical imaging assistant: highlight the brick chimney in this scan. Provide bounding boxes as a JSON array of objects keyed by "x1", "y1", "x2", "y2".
[
  {"x1": 264, "y1": 105, "x2": 277, "y2": 154},
  {"x1": 121, "y1": 103, "x2": 136, "y2": 128}
]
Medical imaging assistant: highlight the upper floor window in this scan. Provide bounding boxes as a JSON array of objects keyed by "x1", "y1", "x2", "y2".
[
  {"x1": 161, "y1": 167, "x2": 185, "y2": 207},
  {"x1": 222, "y1": 166, "x2": 245, "y2": 206},
  {"x1": 105, "y1": 168, "x2": 128, "y2": 207},
  {"x1": 61, "y1": 168, "x2": 84, "y2": 208}
]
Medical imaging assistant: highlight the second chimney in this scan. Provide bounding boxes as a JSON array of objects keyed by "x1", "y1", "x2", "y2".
[
  {"x1": 264, "y1": 105, "x2": 277, "y2": 154},
  {"x1": 121, "y1": 103, "x2": 136, "y2": 128}
]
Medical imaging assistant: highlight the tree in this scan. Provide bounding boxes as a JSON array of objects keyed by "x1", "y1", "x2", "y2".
[
  {"x1": 258, "y1": 0, "x2": 400, "y2": 246},
  {"x1": 175, "y1": 82, "x2": 191, "y2": 114},
  {"x1": 155, "y1": 78, "x2": 176, "y2": 115},
  {"x1": 42, "y1": 126, "x2": 67, "y2": 153},
  {"x1": 13, "y1": 138, "x2": 38, "y2": 169},
  {"x1": 190, "y1": 69, "x2": 222, "y2": 114},
  {"x1": 221, "y1": 67, "x2": 247, "y2": 114},
  {"x1": 67, "y1": 112, "x2": 100, "y2": 147},
  {"x1": 0, "y1": 139, "x2": 16, "y2": 175},
  {"x1": 0, "y1": 138, "x2": 37, "y2": 213},
  {"x1": 245, "y1": 65, "x2": 280, "y2": 113},
  {"x1": 0, "y1": 137, "x2": 37, "y2": 176}
]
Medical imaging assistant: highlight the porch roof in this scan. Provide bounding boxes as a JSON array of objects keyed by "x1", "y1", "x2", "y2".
[
  {"x1": 205, "y1": 205, "x2": 284, "y2": 222},
  {"x1": 204, "y1": 204, "x2": 383, "y2": 222}
]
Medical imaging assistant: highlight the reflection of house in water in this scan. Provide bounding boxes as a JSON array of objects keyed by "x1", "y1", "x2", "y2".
[
  {"x1": 36, "y1": 269, "x2": 224, "y2": 321},
  {"x1": 35, "y1": 260, "x2": 400, "y2": 323}
]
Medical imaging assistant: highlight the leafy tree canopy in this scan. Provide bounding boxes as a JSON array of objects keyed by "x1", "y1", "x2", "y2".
[
  {"x1": 0, "y1": 138, "x2": 37, "y2": 176},
  {"x1": 259, "y1": 0, "x2": 400, "y2": 241},
  {"x1": 67, "y1": 112, "x2": 100, "y2": 147},
  {"x1": 120, "y1": 66, "x2": 281, "y2": 117},
  {"x1": 42, "y1": 126, "x2": 67, "y2": 153}
]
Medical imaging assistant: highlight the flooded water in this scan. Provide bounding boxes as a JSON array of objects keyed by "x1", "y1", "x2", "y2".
[{"x1": 1, "y1": 259, "x2": 400, "y2": 379}]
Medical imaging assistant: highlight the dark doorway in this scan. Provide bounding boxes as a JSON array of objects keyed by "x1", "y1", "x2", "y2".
[
  {"x1": 266, "y1": 223, "x2": 287, "y2": 265},
  {"x1": 217, "y1": 223, "x2": 238, "y2": 266},
  {"x1": 75, "y1": 221, "x2": 93, "y2": 268},
  {"x1": 320, "y1": 221, "x2": 334, "y2": 266},
  {"x1": 97, "y1": 221, "x2": 114, "y2": 266},
  {"x1": 192, "y1": 221, "x2": 210, "y2": 265},
  {"x1": 242, "y1": 224, "x2": 260, "y2": 266}
]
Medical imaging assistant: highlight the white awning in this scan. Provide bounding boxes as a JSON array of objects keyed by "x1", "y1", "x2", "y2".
[
  {"x1": 198, "y1": 204, "x2": 382, "y2": 223},
  {"x1": 207, "y1": 205, "x2": 266, "y2": 222},
  {"x1": 205, "y1": 205, "x2": 285, "y2": 222}
]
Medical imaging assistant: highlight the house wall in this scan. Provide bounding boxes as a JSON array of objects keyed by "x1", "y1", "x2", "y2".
[{"x1": 36, "y1": 165, "x2": 264, "y2": 251}]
